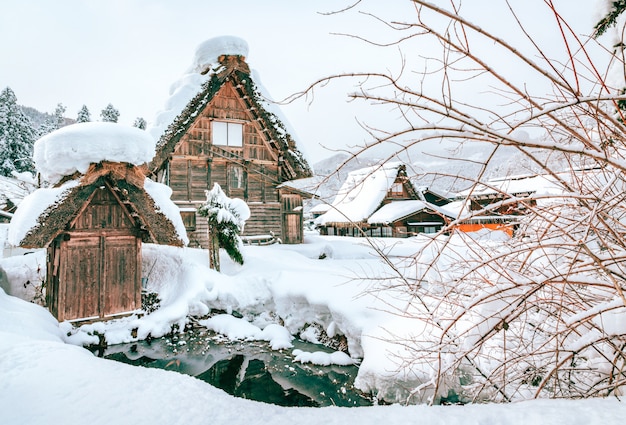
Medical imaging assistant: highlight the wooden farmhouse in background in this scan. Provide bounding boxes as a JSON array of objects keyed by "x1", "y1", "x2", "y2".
[
  {"x1": 316, "y1": 163, "x2": 455, "y2": 238},
  {"x1": 17, "y1": 162, "x2": 185, "y2": 322},
  {"x1": 454, "y1": 173, "x2": 545, "y2": 236},
  {"x1": 148, "y1": 53, "x2": 312, "y2": 247}
]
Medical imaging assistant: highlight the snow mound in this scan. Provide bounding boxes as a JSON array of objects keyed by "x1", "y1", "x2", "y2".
[
  {"x1": 190, "y1": 35, "x2": 249, "y2": 74},
  {"x1": 292, "y1": 348, "x2": 355, "y2": 366},
  {"x1": 199, "y1": 314, "x2": 293, "y2": 350},
  {"x1": 144, "y1": 179, "x2": 189, "y2": 246},
  {"x1": 34, "y1": 122, "x2": 156, "y2": 185}
]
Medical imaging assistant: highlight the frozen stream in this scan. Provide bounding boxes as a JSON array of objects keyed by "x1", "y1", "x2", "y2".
[{"x1": 104, "y1": 328, "x2": 373, "y2": 407}]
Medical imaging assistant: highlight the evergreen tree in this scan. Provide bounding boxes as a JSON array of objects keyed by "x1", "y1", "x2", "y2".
[
  {"x1": 52, "y1": 103, "x2": 66, "y2": 128},
  {"x1": 0, "y1": 87, "x2": 36, "y2": 177},
  {"x1": 36, "y1": 117, "x2": 56, "y2": 138},
  {"x1": 100, "y1": 103, "x2": 120, "y2": 123},
  {"x1": 37, "y1": 103, "x2": 67, "y2": 137},
  {"x1": 76, "y1": 104, "x2": 91, "y2": 123},
  {"x1": 594, "y1": 0, "x2": 626, "y2": 36},
  {"x1": 133, "y1": 116, "x2": 147, "y2": 130},
  {"x1": 595, "y1": 5, "x2": 626, "y2": 119},
  {"x1": 198, "y1": 183, "x2": 250, "y2": 271}
]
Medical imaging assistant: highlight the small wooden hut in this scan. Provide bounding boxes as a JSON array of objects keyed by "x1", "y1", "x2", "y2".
[{"x1": 18, "y1": 162, "x2": 184, "y2": 322}]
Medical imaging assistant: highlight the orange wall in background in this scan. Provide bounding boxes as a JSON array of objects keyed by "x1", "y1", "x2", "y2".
[{"x1": 457, "y1": 223, "x2": 514, "y2": 237}]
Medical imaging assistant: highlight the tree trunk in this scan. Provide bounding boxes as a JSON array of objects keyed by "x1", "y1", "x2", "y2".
[{"x1": 208, "y1": 223, "x2": 220, "y2": 272}]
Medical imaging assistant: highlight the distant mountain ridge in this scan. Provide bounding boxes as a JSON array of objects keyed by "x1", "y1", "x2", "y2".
[
  {"x1": 311, "y1": 141, "x2": 571, "y2": 202},
  {"x1": 20, "y1": 105, "x2": 76, "y2": 134}
]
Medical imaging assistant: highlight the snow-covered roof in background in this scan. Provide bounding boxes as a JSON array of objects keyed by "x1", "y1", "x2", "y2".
[
  {"x1": 0, "y1": 173, "x2": 37, "y2": 211},
  {"x1": 367, "y1": 200, "x2": 456, "y2": 225},
  {"x1": 8, "y1": 181, "x2": 78, "y2": 246},
  {"x1": 458, "y1": 172, "x2": 565, "y2": 198},
  {"x1": 34, "y1": 122, "x2": 155, "y2": 185},
  {"x1": 317, "y1": 162, "x2": 402, "y2": 224}
]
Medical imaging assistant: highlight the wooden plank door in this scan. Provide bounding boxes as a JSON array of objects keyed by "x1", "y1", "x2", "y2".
[
  {"x1": 59, "y1": 235, "x2": 101, "y2": 322},
  {"x1": 102, "y1": 235, "x2": 140, "y2": 317},
  {"x1": 281, "y1": 194, "x2": 303, "y2": 244}
]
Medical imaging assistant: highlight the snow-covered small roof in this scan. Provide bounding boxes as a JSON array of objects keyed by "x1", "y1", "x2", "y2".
[
  {"x1": 34, "y1": 122, "x2": 155, "y2": 185},
  {"x1": 367, "y1": 200, "x2": 455, "y2": 225},
  {"x1": 309, "y1": 203, "x2": 331, "y2": 214},
  {"x1": 317, "y1": 162, "x2": 403, "y2": 224},
  {"x1": 277, "y1": 176, "x2": 325, "y2": 198},
  {"x1": 9, "y1": 177, "x2": 188, "y2": 248}
]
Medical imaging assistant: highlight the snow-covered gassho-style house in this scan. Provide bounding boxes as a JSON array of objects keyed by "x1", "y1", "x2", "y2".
[
  {"x1": 454, "y1": 173, "x2": 550, "y2": 236},
  {"x1": 8, "y1": 123, "x2": 187, "y2": 322},
  {"x1": 316, "y1": 162, "x2": 454, "y2": 237},
  {"x1": 148, "y1": 36, "x2": 312, "y2": 247}
]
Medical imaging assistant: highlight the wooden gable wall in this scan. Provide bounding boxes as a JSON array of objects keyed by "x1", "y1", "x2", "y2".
[{"x1": 167, "y1": 81, "x2": 281, "y2": 204}]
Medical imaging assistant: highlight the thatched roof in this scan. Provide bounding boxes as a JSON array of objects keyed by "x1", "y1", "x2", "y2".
[
  {"x1": 148, "y1": 55, "x2": 312, "y2": 181},
  {"x1": 19, "y1": 163, "x2": 185, "y2": 248}
]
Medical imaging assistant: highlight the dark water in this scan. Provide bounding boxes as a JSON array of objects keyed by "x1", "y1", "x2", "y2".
[{"x1": 104, "y1": 329, "x2": 372, "y2": 407}]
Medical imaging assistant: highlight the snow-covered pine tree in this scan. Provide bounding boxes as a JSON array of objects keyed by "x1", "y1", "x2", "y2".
[
  {"x1": 594, "y1": 0, "x2": 626, "y2": 36},
  {"x1": 0, "y1": 87, "x2": 36, "y2": 177},
  {"x1": 133, "y1": 117, "x2": 147, "y2": 130},
  {"x1": 37, "y1": 103, "x2": 67, "y2": 137},
  {"x1": 100, "y1": 103, "x2": 120, "y2": 123},
  {"x1": 76, "y1": 105, "x2": 91, "y2": 123},
  {"x1": 198, "y1": 183, "x2": 251, "y2": 271},
  {"x1": 53, "y1": 103, "x2": 66, "y2": 128}
]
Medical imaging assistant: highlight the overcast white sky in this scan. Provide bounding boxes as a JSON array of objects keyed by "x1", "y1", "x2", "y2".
[{"x1": 0, "y1": 0, "x2": 604, "y2": 164}]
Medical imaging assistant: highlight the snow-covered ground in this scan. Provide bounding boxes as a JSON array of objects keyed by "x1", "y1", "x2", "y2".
[{"x1": 1, "y1": 232, "x2": 625, "y2": 424}]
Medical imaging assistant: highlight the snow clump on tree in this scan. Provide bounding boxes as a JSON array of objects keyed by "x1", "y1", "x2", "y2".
[{"x1": 198, "y1": 182, "x2": 250, "y2": 271}]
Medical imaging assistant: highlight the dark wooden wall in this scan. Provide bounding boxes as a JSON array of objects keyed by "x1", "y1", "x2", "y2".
[{"x1": 47, "y1": 187, "x2": 141, "y2": 322}]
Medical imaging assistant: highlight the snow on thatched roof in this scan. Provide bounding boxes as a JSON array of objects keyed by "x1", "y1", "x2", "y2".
[
  {"x1": 147, "y1": 35, "x2": 312, "y2": 181},
  {"x1": 317, "y1": 162, "x2": 405, "y2": 225},
  {"x1": 8, "y1": 123, "x2": 188, "y2": 247},
  {"x1": 34, "y1": 122, "x2": 155, "y2": 185},
  {"x1": 10, "y1": 169, "x2": 187, "y2": 248}
]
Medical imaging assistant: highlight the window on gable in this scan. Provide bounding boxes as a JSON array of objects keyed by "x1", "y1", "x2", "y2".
[
  {"x1": 389, "y1": 182, "x2": 404, "y2": 197},
  {"x1": 213, "y1": 121, "x2": 243, "y2": 147}
]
